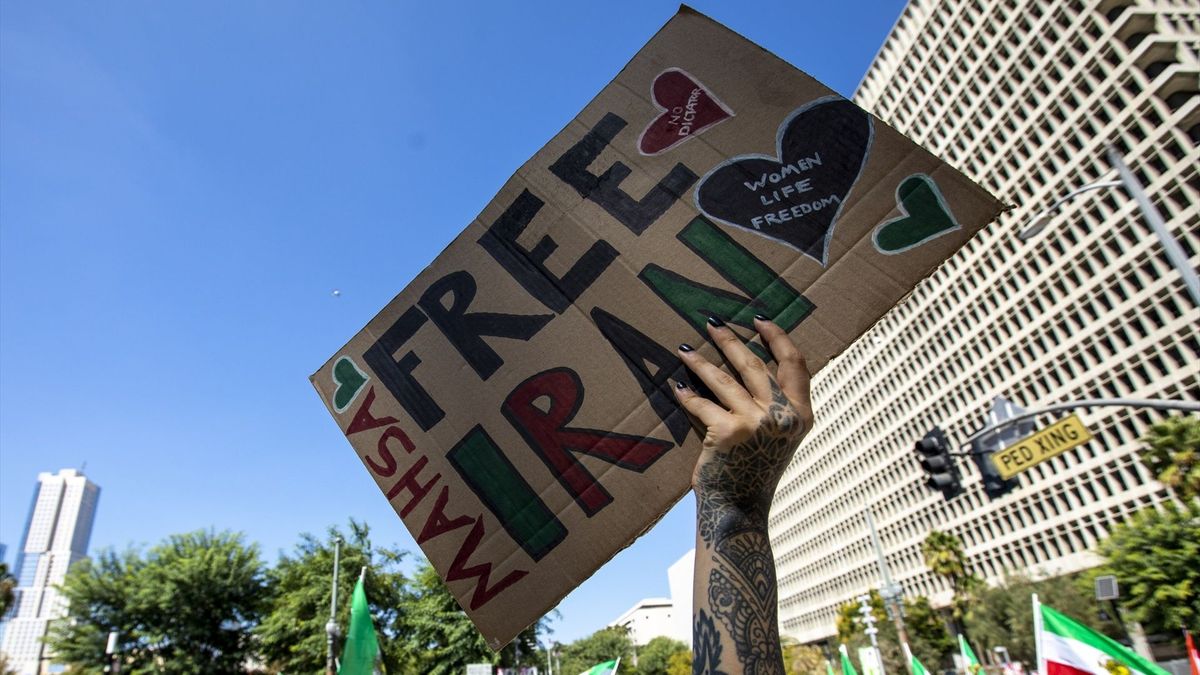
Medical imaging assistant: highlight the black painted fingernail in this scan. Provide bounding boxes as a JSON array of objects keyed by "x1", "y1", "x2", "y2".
[
  {"x1": 679, "y1": 343, "x2": 694, "y2": 352},
  {"x1": 755, "y1": 314, "x2": 770, "y2": 322},
  {"x1": 676, "y1": 381, "x2": 689, "y2": 390},
  {"x1": 707, "y1": 316, "x2": 725, "y2": 327}
]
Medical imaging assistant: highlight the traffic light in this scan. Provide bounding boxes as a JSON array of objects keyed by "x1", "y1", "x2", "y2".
[
  {"x1": 971, "y1": 397, "x2": 1031, "y2": 499},
  {"x1": 971, "y1": 433, "x2": 1020, "y2": 498},
  {"x1": 914, "y1": 427, "x2": 963, "y2": 500}
]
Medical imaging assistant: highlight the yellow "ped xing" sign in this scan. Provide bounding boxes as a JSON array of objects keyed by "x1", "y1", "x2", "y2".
[{"x1": 991, "y1": 414, "x2": 1094, "y2": 479}]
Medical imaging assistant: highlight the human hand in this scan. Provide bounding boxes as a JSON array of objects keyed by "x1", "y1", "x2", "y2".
[{"x1": 674, "y1": 315, "x2": 813, "y2": 521}]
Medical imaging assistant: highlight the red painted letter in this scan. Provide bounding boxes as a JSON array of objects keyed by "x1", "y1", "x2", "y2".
[{"x1": 502, "y1": 367, "x2": 673, "y2": 516}]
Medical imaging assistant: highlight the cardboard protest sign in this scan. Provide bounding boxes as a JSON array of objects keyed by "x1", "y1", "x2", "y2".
[{"x1": 311, "y1": 7, "x2": 1003, "y2": 649}]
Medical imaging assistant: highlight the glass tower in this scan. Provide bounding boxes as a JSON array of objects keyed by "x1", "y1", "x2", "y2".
[{"x1": 0, "y1": 469, "x2": 100, "y2": 673}]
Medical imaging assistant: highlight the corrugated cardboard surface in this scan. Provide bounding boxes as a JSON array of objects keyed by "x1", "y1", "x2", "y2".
[{"x1": 310, "y1": 7, "x2": 1003, "y2": 649}]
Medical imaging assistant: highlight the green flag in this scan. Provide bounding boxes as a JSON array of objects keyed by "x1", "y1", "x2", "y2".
[
  {"x1": 827, "y1": 660, "x2": 836, "y2": 675},
  {"x1": 959, "y1": 634, "x2": 981, "y2": 674},
  {"x1": 841, "y1": 645, "x2": 859, "y2": 675},
  {"x1": 578, "y1": 659, "x2": 620, "y2": 675},
  {"x1": 338, "y1": 570, "x2": 380, "y2": 675},
  {"x1": 911, "y1": 653, "x2": 930, "y2": 675}
]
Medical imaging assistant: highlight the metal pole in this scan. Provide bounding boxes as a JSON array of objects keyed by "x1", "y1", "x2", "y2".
[
  {"x1": 105, "y1": 630, "x2": 120, "y2": 674},
  {"x1": 326, "y1": 536, "x2": 343, "y2": 675},
  {"x1": 1018, "y1": 180, "x2": 1122, "y2": 240},
  {"x1": 1107, "y1": 146, "x2": 1200, "y2": 308},
  {"x1": 959, "y1": 398, "x2": 1200, "y2": 451},
  {"x1": 858, "y1": 594, "x2": 887, "y2": 675},
  {"x1": 866, "y1": 511, "x2": 912, "y2": 675}
]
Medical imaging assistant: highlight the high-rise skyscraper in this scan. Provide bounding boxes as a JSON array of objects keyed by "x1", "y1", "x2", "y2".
[
  {"x1": 770, "y1": 0, "x2": 1198, "y2": 644},
  {"x1": 1, "y1": 469, "x2": 100, "y2": 673}
]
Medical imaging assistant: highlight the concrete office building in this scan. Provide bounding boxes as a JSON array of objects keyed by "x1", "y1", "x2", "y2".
[
  {"x1": 769, "y1": 0, "x2": 1199, "y2": 644},
  {"x1": 1, "y1": 469, "x2": 101, "y2": 673},
  {"x1": 610, "y1": 598, "x2": 678, "y2": 647}
]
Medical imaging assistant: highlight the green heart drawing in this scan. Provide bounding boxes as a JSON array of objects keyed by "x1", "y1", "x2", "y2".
[
  {"x1": 873, "y1": 174, "x2": 960, "y2": 254},
  {"x1": 332, "y1": 356, "x2": 369, "y2": 413}
]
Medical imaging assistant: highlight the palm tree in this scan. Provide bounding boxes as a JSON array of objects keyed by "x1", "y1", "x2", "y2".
[
  {"x1": 921, "y1": 531, "x2": 979, "y2": 631},
  {"x1": 1138, "y1": 416, "x2": 1200, "y2": 501}
]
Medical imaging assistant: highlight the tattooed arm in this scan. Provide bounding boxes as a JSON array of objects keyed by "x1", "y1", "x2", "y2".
[{"x1": 675, "y1": 316, "x2": 813, "y2": 675}]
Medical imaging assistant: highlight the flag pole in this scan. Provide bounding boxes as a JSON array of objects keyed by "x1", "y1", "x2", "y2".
[
  {"x1": 612, "y1": 656, "x2": 621, "y2": 674},
  {"x1": 1032, "y1": 594, "x2": 1044, "y2": 675}
]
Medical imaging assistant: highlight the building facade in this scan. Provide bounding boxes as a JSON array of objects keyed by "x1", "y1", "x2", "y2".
[
  {"x1": 770, "y1": 0, "x2": 1199, "y2": 644},
  {"x1": 1, "y1": 469, "x2": 101, "y2": 673},
  {"x1": 609, "y1": 598, "x2": 678, "y2": 647}
]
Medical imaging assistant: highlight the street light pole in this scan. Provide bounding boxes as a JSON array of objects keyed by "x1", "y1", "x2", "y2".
[
  {"x1": 326, "y1": 536, "x2": 343, "y2": 675},
  {"x1": 1018, "y1": 180, "x2": 1121, "y2": 239},
  {"x1": 958, "y1": 398, "x2": 1200, "y2": 452},
  {"x1": 865, "y1": 510, "x2": 912, "y2": 675},
  {"x1": 1017, "y1": 145, "x2": 1200, "y2": 309},
  {"x1": 105, "y1": 630, "x2": 120, "y2": 674},
  {"x1": 857, "y1": 594, "x2": 887, "y2": 675},
  {"x1": 1104, "y1": 146, "x2": 1200, "y2": 308}
]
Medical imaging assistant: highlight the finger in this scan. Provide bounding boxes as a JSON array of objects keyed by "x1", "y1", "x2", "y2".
[
  {"x1": 705, "y1": 317, "x2": 772, "y2": 402},
  {"x1": 755, "y1": 316, "x2": 811, "y2": 408},
  {"x1": 673, "y1": 381, "x2": 730, "y2": 428},
  {"x1": 678, "y1": 343, "x2": 758, "y2": 414}
]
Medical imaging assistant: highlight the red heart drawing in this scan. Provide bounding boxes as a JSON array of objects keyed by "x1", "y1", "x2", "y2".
[{"x1": 638, "y1": 68, "x2": 734, "y2": 155}]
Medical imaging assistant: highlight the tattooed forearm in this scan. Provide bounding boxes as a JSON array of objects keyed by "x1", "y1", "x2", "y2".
[
  {"x1": 708, "y1": 530, "x2": 783, "y2": 675},
  {"x1": 694, "y1": 609, "x2": 730, "y2": 675},
  {"x1": 696, "y1": 382, "x2": 801, "y2": 549},
  {"x1": 693, "y1": 382, "x2": 799, "y2": 675},
  {"x1": 681, "y1": 320, "x2": 811, "y2": 675}
]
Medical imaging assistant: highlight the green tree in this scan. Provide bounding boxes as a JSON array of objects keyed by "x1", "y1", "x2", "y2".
[
  {"x1": 558, "y1": 626, "x2": 634, "y2": 675},
  {"x1": 44, "y1": 550, "x2": 143, "y2": 670},
  {"x1": 964, "y1": 572, "x2": 1120, "y2": 666},
  {"x1": 1097, "y1": 500, "x2": 1200, "y2": 633},
  {"x1": 835, "y1": 591, "x2": 904, "y2": 675},
  {"x1": 921, "y1": 531, "x2": 980, "y2": 625},
  {"x1": 905, "y1": 595, "x2": 954, "y2": 672},
  {"x1": 665, "y1": 649, "x2": 692, "y2": 675},
  {"x1": 46, "y1": 530, "x2": 267, "y2": 673},
  {"x1": 496, "y1": 614, "x2": 556, "y2": 672},
  {"x1": 781, "y1": 637, "x2": 825, "y2": 675},
  {"x1": 256, "y1": 519, "x2": 413, "y2": 674},
  {"x1": 1139, "y1": 416, "x2": 1200, "y2": 501},
  {"x1": 400, "y1": 561, "x2": 494, "y2": 675},
  {"x1": 0, "y1": 561, "x2": 15, "y2": 617},
  {"x1": 637, "y1": 636, "x2": 688, "y2": 675}
]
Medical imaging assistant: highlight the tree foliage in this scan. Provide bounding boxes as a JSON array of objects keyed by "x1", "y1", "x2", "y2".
[
  {"x1": 1139, "y1": 415, "x2": 1200, "y2": 501},
  {"x1": 665, "y1": 649, "x2": 692, "y2": 675},
  {"x1": 400, "y1": 561, "x2": 494, "y2": 675},
  {"x1": 905, "y1": 595, "x2": 954, "y2": 671},
  {"x1": 46, "y1": 530, "x2": 267, "y2": 674},
  {"x1": 835, "y1": 590, "x2": 905, "y2": 675},
  {"x1": 964, "y1": 572, "x2": 1120, "y2": 666},
  {"x1": 558, "y1": 626, "x2": 635, "y2": 675},
  {"x1": 256, "y1": 519, "x2": 412, "y2": 674},
  {"x1": 637, "y1": 636, "x2": 689, "y2": 675},
  {"x1": 781, "y1": 637, "x2": 826, "y2": 675},
  {"x1": 836, "y1": 591, "x2": 953, "y2": 673},
  {"x1": 921, "y1": 530, "x2": 981, "y2": 623},
  {"x1": 0, "y1": 562, "x2": 14, "y2": 618},
  {"x1": 1097, "y1": 500, "x2": 1200, "y2": 634}
]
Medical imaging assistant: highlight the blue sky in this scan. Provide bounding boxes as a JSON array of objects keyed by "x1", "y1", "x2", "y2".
[{"x1": 0, "y1": 0, "x2": 906, "y2": 645}]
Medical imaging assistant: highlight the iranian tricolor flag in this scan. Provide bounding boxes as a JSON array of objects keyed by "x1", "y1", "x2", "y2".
[{"x1": 1034, "y1": 595, "x2": 1168, "y2": 675}]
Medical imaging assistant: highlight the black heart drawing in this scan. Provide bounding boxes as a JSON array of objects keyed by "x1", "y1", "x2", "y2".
[{"x1": 694, "y1": 96, "x2": 873, "y2": 265}]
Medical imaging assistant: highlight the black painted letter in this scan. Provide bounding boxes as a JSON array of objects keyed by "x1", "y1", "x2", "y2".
[
  {"x1": 418, "y1": 270, "x2": 553, "y2": 380},
  {"x1": 362, "y1": 306, "x2": 444, "y2": 431},
  {"x1": 549, "y1": 113, "x2": 699, "y2": 235},
  {"x1": 478, "y1": 189, "x2": 619, "y2": 313}
]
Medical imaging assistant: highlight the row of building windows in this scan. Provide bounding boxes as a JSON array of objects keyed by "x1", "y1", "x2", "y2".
[{"x1": 772, "y1": 0, "x2": 1199, "y2": 642}]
